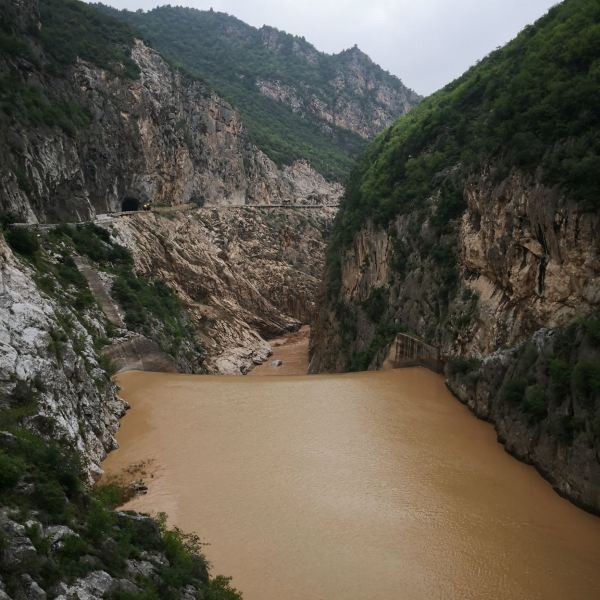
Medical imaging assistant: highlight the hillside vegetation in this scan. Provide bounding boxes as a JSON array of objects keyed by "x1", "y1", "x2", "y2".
[
  {"x1": 0, "y1": 425, "x2": 241, "y2": 599},
  {"x1": 334, "y1": 0, "x2": 599, "y2": 250},
  {"x1": 316, "y1": 0, "x2": 600, "y2": 371},
  {"x1": 311, "y1": 0, "x2": 600, "y2": 510},
  {"x1": 0, "y1": 0, "x2": 139, "y2": 135},
  {"x1": 96, "y1": 4, "x2": 419, "y2": 181}
]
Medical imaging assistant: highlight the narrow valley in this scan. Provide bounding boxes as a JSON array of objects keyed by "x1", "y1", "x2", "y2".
[{"x1": 0, "y1": 0, "x2": 598, "y2": 599}]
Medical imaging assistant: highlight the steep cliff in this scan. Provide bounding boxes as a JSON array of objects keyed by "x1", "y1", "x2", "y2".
[
  {"x1": 311, "y1": 171, "x2": 599, "y2": 371},
  {"x1": 0, "y1": 232, "x2": 125, "y2": 480},
  {"x1": 111, "y1": 207, "x2": 336, "y2": 374},
  {"x1": 447, "y1": 321, "x2": 600, "y2": 514},
  {"x1": 97, "y1": 4, "x2": 421, "y2": 181},
  {"x1": 0, "y1": 1, "x2": 333, "y2": 595},
  {"x1": 311, "y1": 0, "x2": 600, "y2": 510},
  {"x1": 0, "y1": 0, "x2": 341, "y2": 224}
]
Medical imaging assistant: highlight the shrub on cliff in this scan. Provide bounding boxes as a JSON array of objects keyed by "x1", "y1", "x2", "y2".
[
  {"x1": 501, "y1": 379, "x2": 527, "y2": 405},
  {"x1": 0, "y1": 450, "x2": 24, "y2": 490},
  {"x1": 523, "y1": 385, "x2": 548, "y2": 423},
  {"x1": 5, "y1": 227, "x2": 40, "y2": 257},
  {"x1": 0, "y1": 426, "x2": 242, "y2": 599},
  {"x1": 447, "y1": 357, "x2": 482, "y2": 377},
  {"x1": 573, "y1": 361, "x2": 600, "y2": 404}
]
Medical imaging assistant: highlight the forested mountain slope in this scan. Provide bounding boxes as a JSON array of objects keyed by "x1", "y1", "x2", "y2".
[
  {"x1": 96, "y1": 4, "x2": 421, "y2": 181},
  {"x1": 0, "y1": 0, "x2": 341, "y2": 223},
  {"x1": 311, "y1": 0, "x2": 600, "y2": 512}
]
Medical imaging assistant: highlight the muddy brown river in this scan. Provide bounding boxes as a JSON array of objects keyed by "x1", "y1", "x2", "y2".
[{"x1": 103, "y1": 369, "x2": 600, "y2": 600}]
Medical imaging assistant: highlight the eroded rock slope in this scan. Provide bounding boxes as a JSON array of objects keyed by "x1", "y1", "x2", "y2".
[
  {"x1": 112, "y1": 207, "x2": 336, "y2": 374},
  {"x1": 0, "y1": 0, "x2": 341, "y2": 223}
]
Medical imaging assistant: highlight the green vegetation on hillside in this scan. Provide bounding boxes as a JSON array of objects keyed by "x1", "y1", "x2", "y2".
[
  {"x1": 46, "y1": 224, "x2": 203, "y2": 362},
  {"x1": 0, "y1": 0, "x2": 139, "y2": 134},
  {"x1": 334, "y1": 0, "x2": 599, "y2": 250},
  {"x1": 323, "y1": 0, "x2": 599, "y2": 368},
  {"x1": 1, "y1": 220, "x2": 203, "y2": 365},
  {"x1": 450, "y1": 312, "x2": 600, "y2": 446},
  {"x1": 38, "y1": 0, "x2": 139, "y2": 78},
  {"x1": 0, "y1": 421, "x2": 241, "y2": 598},
  {"x1": 95, "y1": 4, "x2": 416, "y2": 181}
]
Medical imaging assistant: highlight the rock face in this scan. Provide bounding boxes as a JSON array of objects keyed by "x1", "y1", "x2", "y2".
[
  {"x1": 98, "y1": 4, "x2": 421, "y2": 177},
  {"x1": 103, "y1": 334, "x2": 179, "y2": 375},
  {"x1": 0, "y1": 235, "x2": 126, "y2": 478},
  {"x1": 311, "y1": 172, "x2": 600, "y2": 371},
  {"x1": 111, "y1": 207, "x2": 336, "y2": 374},
  {"x1": 0, "y1": 23, "x2": 342, "y2": 223},
  {"x1": 447, "y1": 325, "x2": 600, "y2": 515},
  {"x1": 459, "y1": 172, "x2": 599, "y2": 354},
  {"x1": 0, "y1": 0, "x2": 339, "y2": 472},
  {"x1": 256, "y1": 46, "x2": 421, "y2": 139}
]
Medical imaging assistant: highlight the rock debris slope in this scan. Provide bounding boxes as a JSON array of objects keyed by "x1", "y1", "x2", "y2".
[{"x1": 112, "y1": 207, "x2": 336, "y2": 374}]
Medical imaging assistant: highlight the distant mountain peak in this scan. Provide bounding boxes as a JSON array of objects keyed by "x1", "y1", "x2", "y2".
[{"x1": 96, "y1": 3, "x2": 421, "y2": 179}]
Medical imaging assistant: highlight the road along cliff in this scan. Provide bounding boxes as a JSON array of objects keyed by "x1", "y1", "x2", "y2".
[{"x1": 0, "y1": 0, "x2": 342, "y2": 223}]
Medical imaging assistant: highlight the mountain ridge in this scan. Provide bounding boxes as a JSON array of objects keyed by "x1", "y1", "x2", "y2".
[{"x1": 95, "y1": 3, "x2": 421, "y2": 181}]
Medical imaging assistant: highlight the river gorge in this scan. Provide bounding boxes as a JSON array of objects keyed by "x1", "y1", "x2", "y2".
[{"x1": 103, "y1": 366, "x2": 600, "y2": 600}]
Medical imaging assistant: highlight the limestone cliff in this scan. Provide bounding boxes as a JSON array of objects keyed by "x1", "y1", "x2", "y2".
[
  {"x1": 255, "y1": 44, "x2": 421, "y2": 139},
  {"x1": 311, "y1": 172, "x2": 600, "y2": 371},
  {"x1": 0, "y1": 0, "x2": 338, "y2": 463},
  {"x1": 0, "y1": 234, "x2": 125, "y2": 479},
  {"x1": 111, "y1": 207, "x2": 335, "y2": 374},
  {"x1": 0, "y1": 1, "x2": 341, "y2": 223},
  {"x1": 97, "y1": 4, "x2": 421, "y2": 181}
]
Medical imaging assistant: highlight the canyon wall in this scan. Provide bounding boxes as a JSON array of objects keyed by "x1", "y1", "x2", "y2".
[
  {"x1": 311, "y1": 172, "x2": 600, "y2": 371},
  {"x1": 111, "y1": 207, "x2": 335, "y2": 374},
  {"x1": 310, "y1": 170, "x2": 600, "y2": 511},
  {"x1": 0, "y1": 12, "x2": 341, "y2": 223},
  {"x1": 310, "y1": 0, "x2": 599, "y2": 510},
  {"x1": 0, "y1": 0, "x2": 339, "y2": 477},
  {"x1": 0, "y1": 234, "x2": 125, "y2": 479}
]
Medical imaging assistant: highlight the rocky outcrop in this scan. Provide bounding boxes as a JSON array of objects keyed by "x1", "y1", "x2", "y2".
[
  {"x1": 255, "y1": 34, "x2": 420, "y2": 139},
  {"x1": 0, "y1": 234, "x2": 126, "y2": 478},
  {"x1": 110, "y1": 207, "x2": 336, "y2": 374},
  {"x1": 446, "y1": 324, "x2": 600, "y2": 514},
  {"x1": 311, "y1": 172, "x2": 600, "y2": 372},
  {"x1": 0, "y1": 489, "x2": 224, "y2": 599},
  {"x1": 458, "y1": 172, "x2": 600, "y2": 354},
  {"x1": 0, "y1": 28, "x2": 341, "y2": 223}
]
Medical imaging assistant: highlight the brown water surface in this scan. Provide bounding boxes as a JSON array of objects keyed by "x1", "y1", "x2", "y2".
[
  {"x1": 103, "y1": 369, "x2": 600, "y2": 600},
  {"x1": 250, "y1": 325, "x2": 310, "y2": 376}
]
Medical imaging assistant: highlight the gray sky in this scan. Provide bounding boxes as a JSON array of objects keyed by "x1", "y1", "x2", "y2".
[{"x1": 90, "y1": 0, "x2": 559, "y2": 95}]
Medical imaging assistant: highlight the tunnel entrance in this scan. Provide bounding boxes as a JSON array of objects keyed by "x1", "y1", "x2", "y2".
[{"x1": 121, "y1": 197, "x2": 140, "y2": 212}]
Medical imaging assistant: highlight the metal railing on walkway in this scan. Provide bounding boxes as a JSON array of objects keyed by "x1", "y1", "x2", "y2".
[{"x1": 391, "y1": 333, "x2": 445, "y2": 373}]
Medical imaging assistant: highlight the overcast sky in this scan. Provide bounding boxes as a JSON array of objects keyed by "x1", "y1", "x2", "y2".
[{"x1": 90, "y1": 0, "x2": 559, "y2": 95}]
